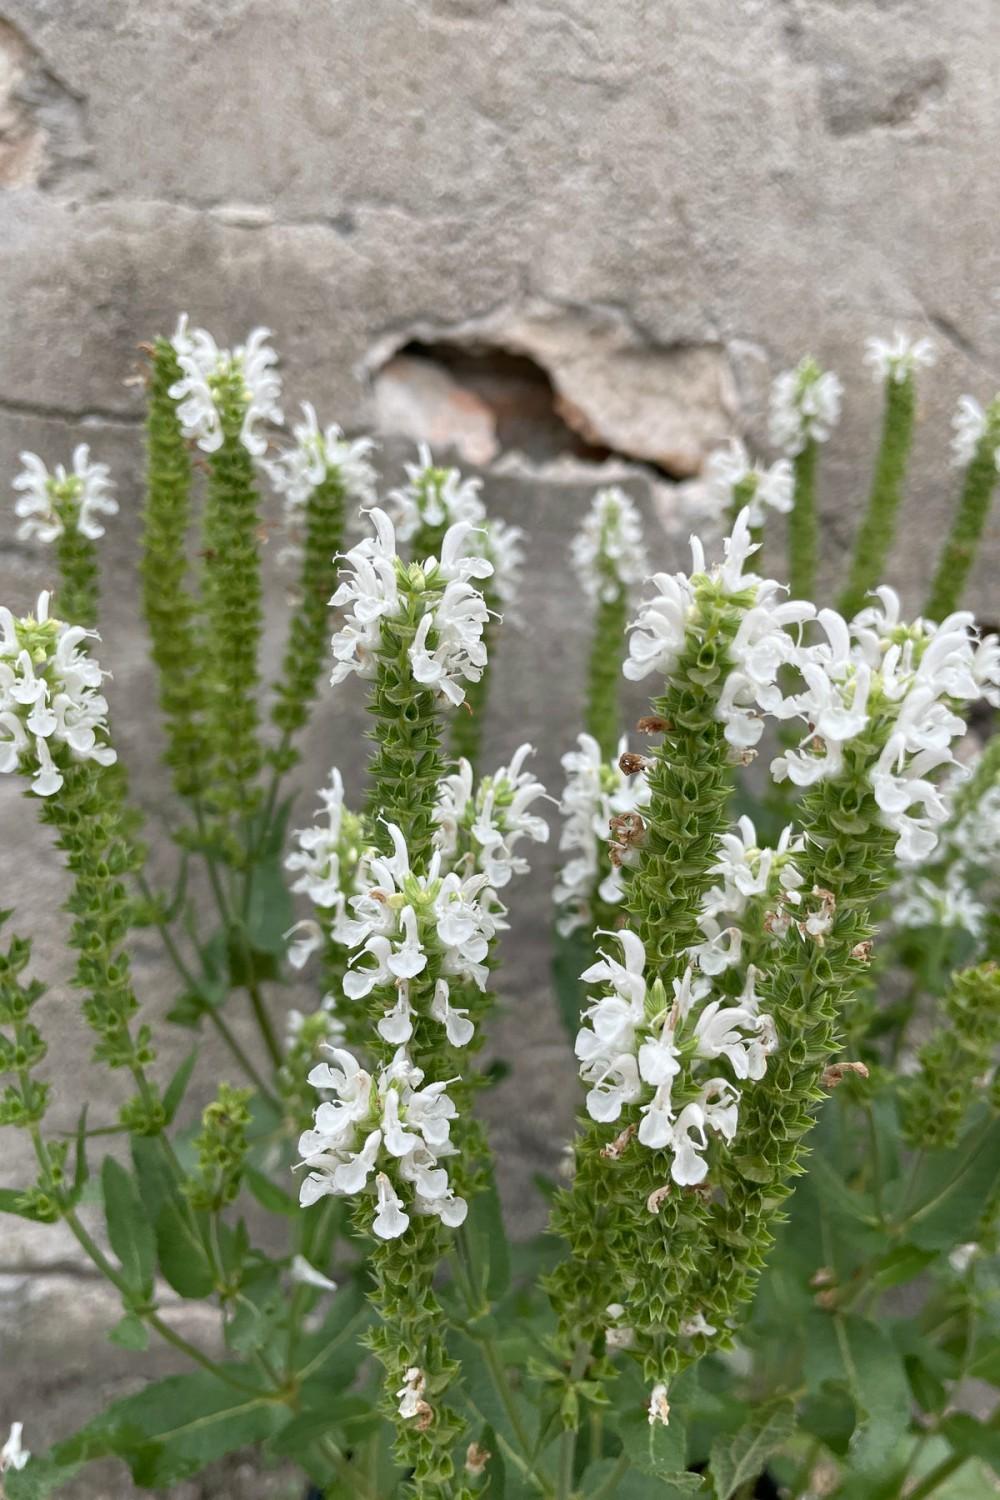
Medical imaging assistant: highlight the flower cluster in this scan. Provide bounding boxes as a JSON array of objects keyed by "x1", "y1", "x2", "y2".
[
  {"x1": 383, "y1": 443, "x2": 485, "y2": 541},
  {"x1": 0, "y1": 592, "x2": 116, "y2": 796},
  {"x1": 863, "y1": 331, "x2": 937, "y2": 385},
  {"x1": 691, "y1": 817, "x2": 806, "y2": 971},
  {"x1": 330, "y1": 508, "x2": 492, "y2": 706},
  {"x1": 950, "y1": 393, "x2": 1000, "y2": 471},
  {"x1": 13, "y1": 446, "x2": 118, "y2": 544},
  {"x1": 285, "y1": 767, "x2": 366, "y2": 968},
  {"x1": 553, "y1": 733, "x2": 650, "y2": 936},
  {"x1": 298, "y1": 1045, "x2": 467, "y2": 1237},
  {"x1": 703, "y1": 439, "x2": 794, "y2": 529},
  {"x1": 433, "y1": 742, "x2": 549, "y2": 888},
  {"x1": 341, "y1": 823, "x2": 504, "y2": 1047},
  {"x1": 169, "y1": 316, "x2": 283, "y2": 456},
  {"x1": 768, "y1": 356, "x2": 843, "y2": 456},
  {"x1": 892, "y1": 863, "x2": 986, "y2": 938},
  {"x1": 265, "y1": 401, "x2": 378, "y2": 516},
  {"x1": 570, "y1": 487, "x2": 648, "y2": 605},
  {"x1": 574, "y1": 930, "x2": 777, "y2": 1184},
  {"x1": 481, "y1": 515, "x2": 526, "y2": 615},
  {"x1": 774, "y1": 590, "x2": 1000, "y2": 862}
]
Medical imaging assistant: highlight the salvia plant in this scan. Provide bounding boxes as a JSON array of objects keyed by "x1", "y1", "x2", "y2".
[{"x1": 0, "y1": 322, "x2": 998, "y2": 1500}]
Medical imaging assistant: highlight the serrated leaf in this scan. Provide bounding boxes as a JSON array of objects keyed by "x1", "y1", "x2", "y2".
[
  {"x1": 244, "y1": 855, "x2": 294, "y2": 958},
  {"x1": 101, "y1": 1158, "x2": 155, "y2": 1296},
  {"x1": 807, "y1": 1153, "x2": 881, "y2": 1228},
  {"x1": 710, "y1": 1398, "x2": 795, "y2": 1499},
  {"x1": 162, "y1": 1047, "x2": 198, "y2": 1124},
  {"x1": 155, "y1": 1200, "x2": 215, "y2": 1299},
  {"x1": 0, "y1": 1187, "x2": 46, "y2": 1220},
  {"x1": 465, "y1": 1173, "x2": 511, "y2": 1302}
]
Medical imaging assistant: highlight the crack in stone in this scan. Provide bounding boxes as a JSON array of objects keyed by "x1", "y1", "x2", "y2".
[{"x1": 0, "y1": 395, "x2": 143, "y2": 427}]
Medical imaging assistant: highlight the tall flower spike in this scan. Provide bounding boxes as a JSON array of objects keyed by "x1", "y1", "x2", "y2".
[
  {"x1": 451, "y1": 514, "x2": 526, "y2": 769},
  {"x1": 434, "y1": 742, "x2": 549, "y2": 889},
  {"x1": 553, "y1": 732, "x2": 650, "y2": 939},
  {"x1": 925, "y1": 392, "x2": 1000, "y2": 621},
  {"x1": 141, "y1": 336, "x2": 207, "y2": 800},
  {"x1": 266, "y1": 403, "x2": 378, "y2": 758},
  {"x1": 838, "y1": 333, "x2": 935, "y2": 619},
  {"x1": 572, "y1": 487, "x2": 649, "y2": 759},
  {"x1": 172, "y1": 317, "x2": 276, "y2": 850},
  {"x1": 383, "y1": 441, "x2": 486, "y2": 554},
  {"x1": 13, "y1": 447, "x2": 117, "y2": 626},
  {"x1": 769, "y1": 356, "x2": 843, "y2": 598}
]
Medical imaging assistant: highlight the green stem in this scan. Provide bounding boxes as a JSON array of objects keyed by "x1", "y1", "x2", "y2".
[
  {"x1": 788, "y1": 438, "x2": 818, "y2": 600},
  {"x1": 556, "y1": 1427, "x2": 576, "y2": 1500},
  {"x1": 906, "y1": 1452, "x2": 970, "y2": 1500},
  {"x1": 247, "y1": 977, "x2": 282, "y2": 1070},
  {"x1": 925, "y1": 404, "x2": 1000, "y2": 620},
  {"x1": 838, "y1": 373, "x2": 915, "y2": 618},
  {"x1": 584, "y1": 589, "x2": 627, "y2": 762}
]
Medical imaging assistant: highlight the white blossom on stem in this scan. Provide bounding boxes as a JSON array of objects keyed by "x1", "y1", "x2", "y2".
[
  {"x1": 265, "y1": 401, "x2": 377, "y2": 516},
  {"x1": 383, "y1": 442, "x2": 486, "y2": 541},
  {"x1": 434, "y1": 742, "x2": 549, "y2": 888},
  {"x1": 13, "y1": 446, "x2": 117, "y2": 544},
  {"x1": 703, "y1": 439, "x2": 794, "y2": 529},
  {"x1": 949, "y1": 394, "x2": 1000, "y2": 471},
  {"x1": 298, "y1": 1045, "x2": 467, "y2": 1237},
  {"x1": 169, "y1": 315, "x2": 283, "y2": 456},
  {"x1": 1, "y1": 1421, "x2": 29, "y2": 1472},
  {"x1": 768, "y1": 357, "x2": 843, "y2": 457},
  {"x1": 0, "y1": 591, "x2": 116, "y2": 797},
  {"x1": 570, "y1": 486, "x2": 648, "y2": 605},
  {"x1": 553, "y1": 733, "x2": 650, "y2": 936},
  {"x1": 863, "y1": 331, "x2": 936, "y2": 385}
]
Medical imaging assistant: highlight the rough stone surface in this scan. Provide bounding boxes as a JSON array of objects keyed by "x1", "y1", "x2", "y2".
[{"x1": 1, "y1": 0, "x2": 999, "y2": 1487}]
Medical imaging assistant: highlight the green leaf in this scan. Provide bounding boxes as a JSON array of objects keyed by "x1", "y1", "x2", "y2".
[
  {"x1": 108, "y1": 1313, "x2": 150, "y2": 1351},
  {"x1": 245, "y1": 1165, "x2": 298, "y2": 1217},
  {"x1": 5, "y1": 1456, "x2": 81, "y2": 1499},
  {"x1": 939, "y1": 1414, "x2": 1000, "y2": 1468},
  {"x1": 155, "y1": 1200, "x2": 215, "y2": 1299},
  {"x1": 245, "y1": 855, "x2": 294, "y2": 958},
  {"x1": 582, "y1": 1460, "x2": 703, "y2": 1497},
  {"x1": 552, "y1": 927, "x2": 592, "y2": 1040},
  {"x1": 51, "y1": 1368, "x2": 286, "y2": 1488},
  {"x1": 807, "y1": 1153, "x2": 881, "y2": 1228},
  {"x1": 902, "y1": 1118, "x2": 1000, "y2": 1250},
  {"x1": 101, "y1": 1157, "x2": 155, "y2": 1296},
  {"x1": 465, "y1": 1173, "x2": 511, "y2": 1302},
  {"x1": 162, "y1": 1047, "x2": 198, "y2": 1124},
  {"x1": 709, "y1": 1398, "x2": 796, "y2": 1499},
  {"x1": 71, "y1": 1105, "x2": 89, "y2": 1201},
  {"x1": 804, "y1": 1312, "x2": 910, "y2": 1473},
  {"x1": 615, "y1": 1370, "x2": 688, "y2": 1478}
]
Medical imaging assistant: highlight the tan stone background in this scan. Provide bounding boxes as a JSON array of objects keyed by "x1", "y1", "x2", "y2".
[{"x1": 1, "y1": 1, "x2": 999, "y2": 1494}]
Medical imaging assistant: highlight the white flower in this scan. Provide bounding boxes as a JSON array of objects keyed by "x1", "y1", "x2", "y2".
[
  {"x1": 864, "y1": 331, "x2": 936, "y2": 385},
  {"x1": 298, "y1": 1045, "x2": 467, "y2": 1236},
  {"x1": 285, "y1": 768, "x2": 365, "y2": 953},
  {"x1": 169, "y1": 315, "x2": 283, "y2": 456},
  {"x1": 570, "y1": 486, "x2": 648, "y2": 605},
  {"x1": 0, "y1": 592, "x2": 116, "y2": 797},
  {"x1": 949, "y1": 394, "x2": 996, "y2": 470},
  {"x1": 265, "y1": 401, "x2": 377, "y2": 518},
  {"x1": 704, "y1": 439, "x2": 795, "y2": 528},
  {"x1": 949, "y1": 1242, "x2": 979, "y2": 1274},
  {"x1": 13, "y1": 445, "x2": 118, "y2": 544},
  {"x1": 331, "y1": 509, "x2": 493, "y2": 706},
  {"x1": 396, "y1": 1366, "x2": 431, "y2": 1422},
  {"x1": 482, "y1": 516, "x2": 526, "y2": 615},
  {"x1": 1, "y1": 1421, "x2": 29, "y2": 1472},
  {"x1": 680, "y1": 1311, "x2": 717, "y2": 1338},
  {"x1": 383, "y1": 442, "x2": 486, "y2": 541},
  {"x1": 290, "y1": 1254, "x2": 338, "y2": 1292},
  {"x1": 648, "y1": 1384, "x2": 671, "y2": 1427},
  {"x1": 553, "y1": 734, "x2": 649, "y2": 935},
  {"x1": 434, "y1": 742, "x2": 549, "y2": 888},
  {"x1": 769, "y1": 357, "x2": 843, "y2": 456},
  {"x1": 892, "y1": 864, "x2": 985, "y2": 937}
]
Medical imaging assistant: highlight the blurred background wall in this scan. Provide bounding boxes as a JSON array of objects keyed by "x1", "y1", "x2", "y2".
[{"x1": 1, "y1": 2, "x2": 998, "y2": 1492}]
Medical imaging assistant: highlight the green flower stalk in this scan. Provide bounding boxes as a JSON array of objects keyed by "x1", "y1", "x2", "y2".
[
  {"x1": 11, "y1": 445, "x2": 117, "y2": 628},
  {"x1": 901, "y1": 962, "x2": 1000, "y2": 1151},
  {"x1": 141, "y1": 337, "x2": 207, "y2": 801},
  {"x1": 0, "y1": 922, "x2": 50, "y2": 1140},
  {"x1": 168, "y1": 321, "x2": 283, "y2": 857},
  {"x1": 570, "y1": 487, "x2": 648, "y2": 760},
  {"x1": 0, "y1": 594, "x2": 162, "y2": 1131},
  {"x1": 925, "y1": 392, "x2": 1000, "y2": 620},
  {"x1": 184, "y1": 1083, "x2": 253, "y2": 1211},
  {"x1": 769, "y1": 356, "x2": 843, "y2": 599},
  {"x1": 265, "y1": 404, "x2": 377, "y2": 766},
  {"x1": 838, "y1": 333, "x2": 935, "y2": 619}
]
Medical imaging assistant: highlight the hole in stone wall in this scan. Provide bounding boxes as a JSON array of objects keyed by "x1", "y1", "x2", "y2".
[{"x1": 371, "y1": 338, "x2": 674, "y2": 477}]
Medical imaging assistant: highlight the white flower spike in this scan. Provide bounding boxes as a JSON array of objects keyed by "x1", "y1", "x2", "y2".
[{"x1": 13, "y1": 446, "x2": 118, "y2": 544}]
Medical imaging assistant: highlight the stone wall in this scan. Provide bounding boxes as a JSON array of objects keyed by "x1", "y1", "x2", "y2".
[{"x1": 1, "y1": 2, "x2": 998, "y2": 1493}]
